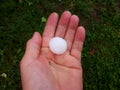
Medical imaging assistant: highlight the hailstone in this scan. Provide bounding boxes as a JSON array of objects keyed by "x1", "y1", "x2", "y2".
[{"x1": 49, "y1": 37, "x2": 67, "y2": 54}]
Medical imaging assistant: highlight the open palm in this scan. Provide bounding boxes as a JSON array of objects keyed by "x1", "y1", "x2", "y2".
[{"x1": 20, "y1": 11, "x2": 85, "y2": 90}]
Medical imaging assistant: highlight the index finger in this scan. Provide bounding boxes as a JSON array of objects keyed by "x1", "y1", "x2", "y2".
[{"x1": 42, "y1": 12, "x2": 59, "y2": 48}]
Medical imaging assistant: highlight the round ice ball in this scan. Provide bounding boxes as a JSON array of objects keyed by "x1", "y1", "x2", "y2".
[{"x1": 49, "y1": 37, "x2": 67, "y2": 54}]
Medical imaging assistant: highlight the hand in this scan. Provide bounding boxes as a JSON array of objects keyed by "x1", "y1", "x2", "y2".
[{"x1": 20, "y1": 11, "x2": 85, "y2": 90}]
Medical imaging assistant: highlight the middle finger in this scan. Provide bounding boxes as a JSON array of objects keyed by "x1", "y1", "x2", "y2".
[{"x1": 55, "y1": 11, "x2": 71, "y2": 38}]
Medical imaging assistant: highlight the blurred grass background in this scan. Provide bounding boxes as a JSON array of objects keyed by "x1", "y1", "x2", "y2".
[{"x1": 0, "y1": 0, "x2": 120, "y2": 90}]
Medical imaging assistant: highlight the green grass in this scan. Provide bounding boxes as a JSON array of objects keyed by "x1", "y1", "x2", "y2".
[{"x1": 0, "y1": 0, "x2": 120, "y2": 90}]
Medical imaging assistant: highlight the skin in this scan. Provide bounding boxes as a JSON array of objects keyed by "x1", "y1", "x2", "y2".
[{"x1": 20, "y1": 11, "x2": 85, "y2": 90}]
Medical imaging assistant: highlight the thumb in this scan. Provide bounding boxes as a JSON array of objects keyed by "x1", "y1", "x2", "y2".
[{"x1": 24, "y1": 32, "x2": 42, "y2": 59}]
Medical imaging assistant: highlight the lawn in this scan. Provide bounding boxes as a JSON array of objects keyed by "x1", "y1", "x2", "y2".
[{"x1": 0, "y1": 0, "x2": 120, "y2": 90}]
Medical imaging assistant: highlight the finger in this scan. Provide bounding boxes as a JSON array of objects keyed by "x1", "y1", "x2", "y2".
[
  {"x1": 71, "y1": 26, "x2": 85, "y2": 60},
  {"x1": 42, "y1": 12, "x2": 59, "y2": 48},
  {"x1": 64, "y1": 15, "x2": 79, "y2": 51},
  {"x1": 55, "y1": 11, "x2": 71, "y2": 37},
  {"x1": 24, "y1": 32, "x2": 42, "y2": 59}
]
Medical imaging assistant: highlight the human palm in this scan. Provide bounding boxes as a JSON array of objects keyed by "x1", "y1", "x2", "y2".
[{"x1": 20, "y1": 11, "x2": 85, "y2": 90}]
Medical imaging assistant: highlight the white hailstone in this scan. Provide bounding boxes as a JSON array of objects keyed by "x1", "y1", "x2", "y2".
[{"x1": 49, "y1": 37, "x2": 67, "y2": 54}]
